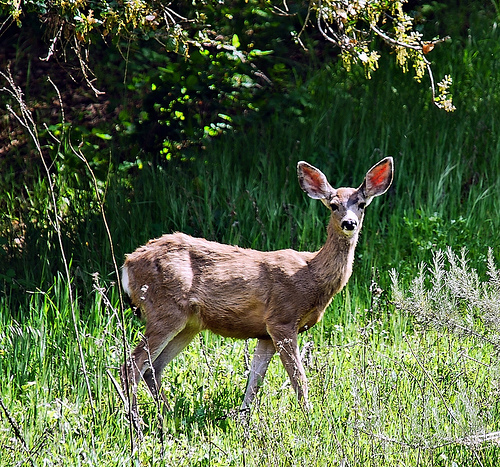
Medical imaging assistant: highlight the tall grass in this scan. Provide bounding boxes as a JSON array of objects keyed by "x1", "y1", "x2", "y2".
[
  {"x1": 2, "y1": 15, "x2": 500, "y2": 467},
  {"x1": 2, "y1": 277, "x2": 499, "y2": 465}
]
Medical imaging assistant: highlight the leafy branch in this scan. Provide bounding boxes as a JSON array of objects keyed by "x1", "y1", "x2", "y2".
[
  {"x1": 307, "y1": 0, "x2": 455, "y2": 110},
  {"x1": 1, "y1": 0, "x2": 455, "y2": 110}
]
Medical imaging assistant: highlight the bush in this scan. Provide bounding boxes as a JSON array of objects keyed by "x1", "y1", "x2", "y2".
[{"x1": 391, "y1": 247, "x2": 500, "y2": 351}]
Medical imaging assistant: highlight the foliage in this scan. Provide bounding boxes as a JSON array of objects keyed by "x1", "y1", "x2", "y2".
[
  {"x1": 126, "y1": 2, "x2": 308, "y2": 160},
  {"x1": 308, "y1": 0, "x2": 455, "y2": 109},
  {"x1": 1, "y1": 0, "x2": 453, "y2": 107},
  {"x1": 0, "y1": 0, "x2": 462, "y2": 169},
  {"x1": 391, "y1": 248, "x2": 500, "y2": 350}
]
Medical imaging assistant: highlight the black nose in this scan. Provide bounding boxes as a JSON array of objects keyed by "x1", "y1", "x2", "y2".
[{"x1": 341, "y1": 220, "x2": 357, "y2": 231}]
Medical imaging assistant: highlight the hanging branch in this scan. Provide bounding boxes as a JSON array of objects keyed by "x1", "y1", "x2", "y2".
[
  {"x1": 303, "y1": 0, "x2": 455, "y2": 111},
  {"x1": 370, "y1": 22, "x2": 453, "y2": 110}
]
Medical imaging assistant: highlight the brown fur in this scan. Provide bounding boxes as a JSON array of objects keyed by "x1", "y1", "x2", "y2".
[{"x1": 121, "y1": 157, "x2": 393, "y2": 422}]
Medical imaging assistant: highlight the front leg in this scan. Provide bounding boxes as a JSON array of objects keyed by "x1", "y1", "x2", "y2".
[
  {"x1": 268, "y1": 329, "x2": 310, "y2": 411},
  {"x1": 241, "y1": 338, "x2": 276, "y2": 410}
]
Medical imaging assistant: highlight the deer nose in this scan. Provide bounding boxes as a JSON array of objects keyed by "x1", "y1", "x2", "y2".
[{"x1": 341, "y1": 219, "x2": 357, "y2": 231}]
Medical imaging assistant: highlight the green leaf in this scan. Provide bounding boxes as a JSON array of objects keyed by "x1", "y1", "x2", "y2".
[
  {"x1": 249, "y1": 49, "x2": 274, "y2": 57},
  {"x1": 93, "y1": 132, "x2": 112, "y2": 140},
  {"x1": 185, "y1": 74, "x2": 199, "y2": 88}
]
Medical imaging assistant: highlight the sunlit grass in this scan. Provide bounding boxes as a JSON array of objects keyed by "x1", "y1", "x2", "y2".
[
  {"x1": 2, "y1": 280, "x2": 500, "y2": 465},
  {"x1": 2, "y1": 19, "x2": 500, "y2": 467}
]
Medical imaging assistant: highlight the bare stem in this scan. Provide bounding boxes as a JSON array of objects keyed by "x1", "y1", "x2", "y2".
[{"x1": 1, "y1": 66, "x2": 97, "y2": 443}]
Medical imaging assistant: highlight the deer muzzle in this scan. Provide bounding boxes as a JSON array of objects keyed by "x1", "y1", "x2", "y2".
[
  {"x1": 340, "y1": 211, "x2": 359, "y2": 235},
  {"x1": 341, "y1": 219, "x2": 357, "y2": 231}
]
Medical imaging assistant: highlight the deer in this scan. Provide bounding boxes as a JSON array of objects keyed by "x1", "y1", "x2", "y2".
[{"x1": 120, "y1": 157, "x2": 393, "y2": 425}]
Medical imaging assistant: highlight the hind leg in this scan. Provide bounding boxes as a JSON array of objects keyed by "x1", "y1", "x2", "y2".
[
  {"x1": 267, "y1": 326, "x2": 310, "y2": 411},
  {"x1": 142, "y1": 324, "x2": 200, "y2": 412},
  {"x1": 121, "y1": 307, "x2": 191, "y2": 428}
]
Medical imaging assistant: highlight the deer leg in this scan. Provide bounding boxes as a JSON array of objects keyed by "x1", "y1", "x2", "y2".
[
  {"x1": 121, "y1": 310, "x2": 190, "y2": 427},
  {"x1": 241, "y1": 338, "x2": 276, "y2": 410},
  {"x1": 142, "y1": 324, "x2": 199, "y2": 412},
  {"x1": 268, "y1": 329, "x2": 310, "y2": 411}
]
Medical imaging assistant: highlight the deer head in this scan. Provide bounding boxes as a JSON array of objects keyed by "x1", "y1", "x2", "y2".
[{"x1": 297, "y1": 157, "x2": 393, "y2": 238}]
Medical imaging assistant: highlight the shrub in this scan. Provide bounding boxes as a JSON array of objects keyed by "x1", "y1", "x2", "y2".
[{"x1": 391, "y1": 247, "x2": 500, "y2": 351}]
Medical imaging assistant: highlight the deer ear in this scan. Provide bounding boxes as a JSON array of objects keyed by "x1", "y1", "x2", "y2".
[
  {"x1": 360, "y1": 157, "x2": 394, "y2": 201},
  {"x1": 297, "y1": 161, "x2": 336, "y2": 200}
]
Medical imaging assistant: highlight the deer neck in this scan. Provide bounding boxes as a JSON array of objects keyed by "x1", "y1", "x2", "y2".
[{"x1": 309, "y1": 216, "x2": 360, "y2": 298}]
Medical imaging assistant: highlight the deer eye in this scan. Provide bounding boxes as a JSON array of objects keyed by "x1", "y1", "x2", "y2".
[
  {"x1": 330, "y1": 203, "x2": 339, "y2": 211},
  {"x1": 358, "y1": 202, "x2": 366, "y2": 210}
]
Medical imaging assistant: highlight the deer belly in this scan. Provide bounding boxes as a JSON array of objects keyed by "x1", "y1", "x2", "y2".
[{"x1": 192, "y1": 300, "x2": 269, "y2": 339}]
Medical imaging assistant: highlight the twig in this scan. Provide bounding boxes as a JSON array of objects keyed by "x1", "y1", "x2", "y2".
[
  {"x1": 0, "y1": 15, "x2": 14, "y2": 40},
  {"x1": 67, "y1": 140, "x2": 136, "y2": 453},
  {"x1": 72, "y1": 37, "x2": 104, "y2": 96},
  {"x1": 40, "y1": 23, "x2": 64, "y2": 62},
  {"x1": 106, "y1": 368, "x2": 129, "y2": 409},
  {"x1": 316, "y1": 0, "x2": 341, "y2": 47},
  {"x1": 370, "y1": 22, "x2": 425, "y2": 52},
  {"x1": 0, "y1": 396, "x2": 36, "y2": 467},
  {"x1": 44, "y1": 77, "x2": 97, "y2": 429},
  {"x1": 403, "y1": 334, "x2": 458, "y2": 424},
  {"x1": 1, "y1": 69, "x2": 97, "y2": 431}
]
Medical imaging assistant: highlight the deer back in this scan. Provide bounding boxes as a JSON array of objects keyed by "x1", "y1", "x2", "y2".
[{"x1": 122, "y1": 233, "x2": 328, "y2": 339}]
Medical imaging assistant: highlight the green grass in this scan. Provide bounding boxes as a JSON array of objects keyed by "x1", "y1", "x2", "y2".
[
  {"x1": 2, "y1": 15, "x2": 500, "y2": 467},
  {"x1": 2, "y1": 280, "x2": 500, "y2": 465}
]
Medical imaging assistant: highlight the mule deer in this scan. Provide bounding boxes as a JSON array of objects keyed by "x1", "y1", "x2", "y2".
[{"x1": 121, "y1": 157, "x2": 393, "y2": 422}]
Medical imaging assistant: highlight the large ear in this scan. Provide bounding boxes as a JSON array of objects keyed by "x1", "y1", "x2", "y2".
[
  {"x1": 297, "y1": 161, "x2": 336, "y2": 200},
  {"x1": 360, "y1": 157, "x2": 394, "y2": 201}
]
